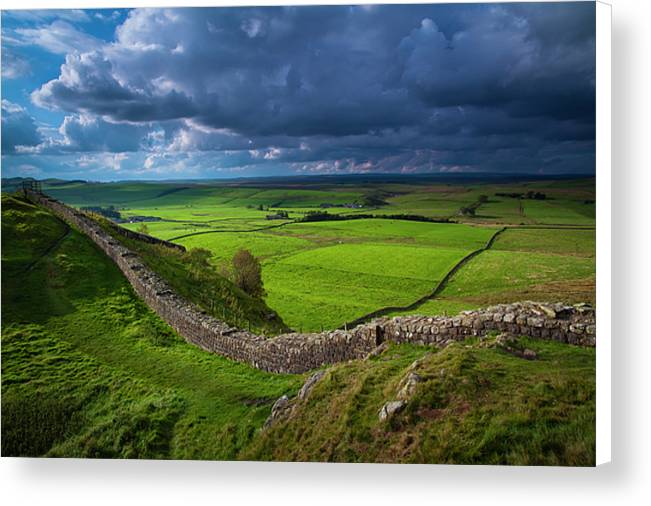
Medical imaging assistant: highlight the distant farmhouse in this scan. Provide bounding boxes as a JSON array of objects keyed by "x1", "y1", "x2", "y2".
[
  {"x1": 266, "y1": 210, "x2": 289, "y2": 220},
  {"x1": 126, "y1": 215, "x2": 162, "y2": 224}
]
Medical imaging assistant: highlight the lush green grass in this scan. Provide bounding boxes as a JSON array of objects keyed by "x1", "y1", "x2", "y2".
[
  {"x1": 276, "y1": 243, "x2": 467, "y2": 281},
  {"x1": 35, "y1": 177, "x2": 596, "y2": 330},
  {"x1": 91, "y1": 215, "x2": 289, "y2": 335},
  {"x1": 271, "y1": 219, "x2": 495, "y2": 248},
  {"x1": 379, "y1": 189, "x2": 477, "y2": 218},
  {"x1": 264, "y1": 260, "x2": 442, "y2": 332},
  {"x1": 493, "y1": 228, "x2": 596, "y2": 257},
  {"x1": 1, "y1": 196, "x2": 68, "y2": 277},
  {"x1": 123, "y1": 204, "x2": 267, "y2": 223},
  {"x1": 1, "y1": 191, "x2": 596, "y2": 464},
  {"x1": 523, "y1": 200, "x2": 595, "y2": 225},
  {"x1": 441, "y1": 250, "x2": 595, "y2": 299},
  {"x1": 245, "y1": 337, "x2": 595, "y2": 465},
  {"x1": 1, "y1": 195, "x2": 303, "y2": 458},
  {"x1": 121, "y1": 217, "x2": 293, "y2": 241},
  {"x1": 178, "y1": 231, "x2": 312, "y2": 263},
  {"x1": 45, "y1": 181, "x2": 182, "y2": 207},
  {"x1": 391, "y1": 227, "x2": 596, "y2": 318},
  {"x1": 262, "y1": 239, "x2": 486, "y2": 331},
  {"x1": 471, "y1": 197, "x2": 531, "y2": 224},
  {"x1": 166, "y1": 220, "x2": 496, "y2": 331}
]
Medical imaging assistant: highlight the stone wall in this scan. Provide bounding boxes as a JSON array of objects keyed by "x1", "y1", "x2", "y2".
[
  {"x1": 26, "y1": 191, "x2": 596, "y2": 374},
  {"x1": 104, "y1": 221, "x2": 186, "y2": 252}
]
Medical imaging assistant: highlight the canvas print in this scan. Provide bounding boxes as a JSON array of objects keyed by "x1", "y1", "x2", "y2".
[{"x1": 1, "y1": 2, "x2": 597, "y2": 464}]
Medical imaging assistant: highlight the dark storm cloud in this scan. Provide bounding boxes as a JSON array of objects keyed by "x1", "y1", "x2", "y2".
[
  {"x1": 20, "y1": 3, "x2": 595, "y2": 175},
  {"x1": 32, "y1": 51, "x2": 197, "y2": 121}
]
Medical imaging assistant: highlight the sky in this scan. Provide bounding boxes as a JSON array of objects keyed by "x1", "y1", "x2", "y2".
[{"x1": 1, "y1": 3, "x2": 596, "y2": 181}]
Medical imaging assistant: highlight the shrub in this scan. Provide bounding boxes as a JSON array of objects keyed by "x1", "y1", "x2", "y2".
[
  {"x1": 231, "y1": 249, "x2": 265, "y2": 298},
  {"x1": 184, "y1": 247, "x2": 213, "y2": 280}
]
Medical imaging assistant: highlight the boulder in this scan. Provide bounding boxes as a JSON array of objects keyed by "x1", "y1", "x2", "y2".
[
  {"x1": 378, "y1": 400, "x2": 406, "y2": 422},
  {"x1": 397, "y1": 372, "x2": 424, "y2": 400},
  {"x1": 298, "y1": 371, "x2": 326, "y2": 400},
  {"x1": 263, "y1": 394, "x2": 291, "y2": 429}
]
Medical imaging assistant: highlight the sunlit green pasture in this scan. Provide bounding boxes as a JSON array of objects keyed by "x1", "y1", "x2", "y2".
[
  {"x1": 178, "y1": 231, "x2": 313, "y2": 263},
  {"x1": 42, "y1": 177, "x2": 596, "y2": 329},
  {"x1": 493, "y1": 228, "x2": 596, "y2": 257},
  {"x1": 268, "y1": 219, "x2": 496, "y2": 248},
  {"x1": 391, "y1": 227, "x2": 596, "y2": 318},
  {"x1": 472, "y1": 197, "x2": 531, "y2": 224},
  {"x1": 264, "y1": 243, "x2": 471, "y2": 331},
  {"x1": 522, "y1": 199, "x2": 595, "y2": 225},
  {"x1": 1, "y1": 195, "x2": 303, "y2": 459},
  {"x1": 170, "y1": 220, "x2": 497, "y2": 330},
  {"x1": 378, "y1": 188, "x2": 477, "y2": 218}
]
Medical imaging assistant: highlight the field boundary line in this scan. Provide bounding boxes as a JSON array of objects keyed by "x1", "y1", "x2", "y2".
[
  {"x1": 167, "y1": 214, "x2": 460, "y2": 242},
  {"x1": 24, "y1": 191, "x2": 595, "y2": 374},
  {"x1": 339, "y1": 226, "x2": 507, "y2": 329},
  {"x1": 167, "y1": 221, "x2": 295, "y2": 241}
]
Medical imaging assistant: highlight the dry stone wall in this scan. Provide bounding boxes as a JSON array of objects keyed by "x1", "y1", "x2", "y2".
[
  {"x1": 26, "y1": 191, "x2": 596, "y2": 374},
  {"x1": 104, "y1": 221, "x2": 186, "y2": 252}
]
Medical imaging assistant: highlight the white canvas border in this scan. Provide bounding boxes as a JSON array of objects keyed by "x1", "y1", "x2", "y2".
[
  {"x1": 1, "y1": 2, "x2": 633, "y2": 505},
  {"x1": 595, "y1": 0, "x2": 612, "y2": 466}
]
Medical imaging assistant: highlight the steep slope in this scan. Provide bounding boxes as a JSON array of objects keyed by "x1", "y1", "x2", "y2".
[
  {"x1": 1, "y1": 194, "x2": 596, "y2": 464},
  {"x1": 89, "y1": 212, "x2": 289, "y2": 336},
  {"x1": 1, "y1": 194, "x2": 302, "y2": 458},
  {"x1": 245, "y1": 337, "x2": 595, "y2": 465}
]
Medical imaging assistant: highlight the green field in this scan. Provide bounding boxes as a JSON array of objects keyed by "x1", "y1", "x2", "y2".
[
  {"x1": 29, "y1": 176, "x2": 596, "y2": 331},
  {"x1": 1, "y1": 175, "x2": 597, "y2": 463},
  {"x1": 391, "y1": 227, "x2": 596, "y2": 318},
  {"x1": 264, "y1": 243, "x2": 468, "y2": 330},
  {"x1": 174, "y1": 220, "x2": 497, "y2": 331},
  {"x1": 1, "y1": 195, "x2": 303, "y2": 459}
]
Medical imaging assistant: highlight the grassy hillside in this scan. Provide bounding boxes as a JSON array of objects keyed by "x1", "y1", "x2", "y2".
[
  {"x1": 176, "y1": 220, "x2": 497, "y2": 331},
  {"x1": 1, "y1": 194, "x2": 596, "y2": 464},
  {"x1": 1, "y1": 195, "x2": 303, "y2": 458},
  {"x1": 36, "y1": 177, "x2": 595, "y2": 331},
  {"x1": 89, "y1": 214, "x2": 289, "y2": 335},
  {"x1": 246, "y1": 337, "x2": 595, "y2": 465},
  {"x1": 1, "y1": 196, "x2": 69, "y2": 277}
]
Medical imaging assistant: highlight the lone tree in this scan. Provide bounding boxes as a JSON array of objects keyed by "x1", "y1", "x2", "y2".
[
  {"x1": 137, "y1": 223, "x2": 150, "y2": 235},
  {"x1": 231, "y1": 249, "x2": 265, "y2": 298}
]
